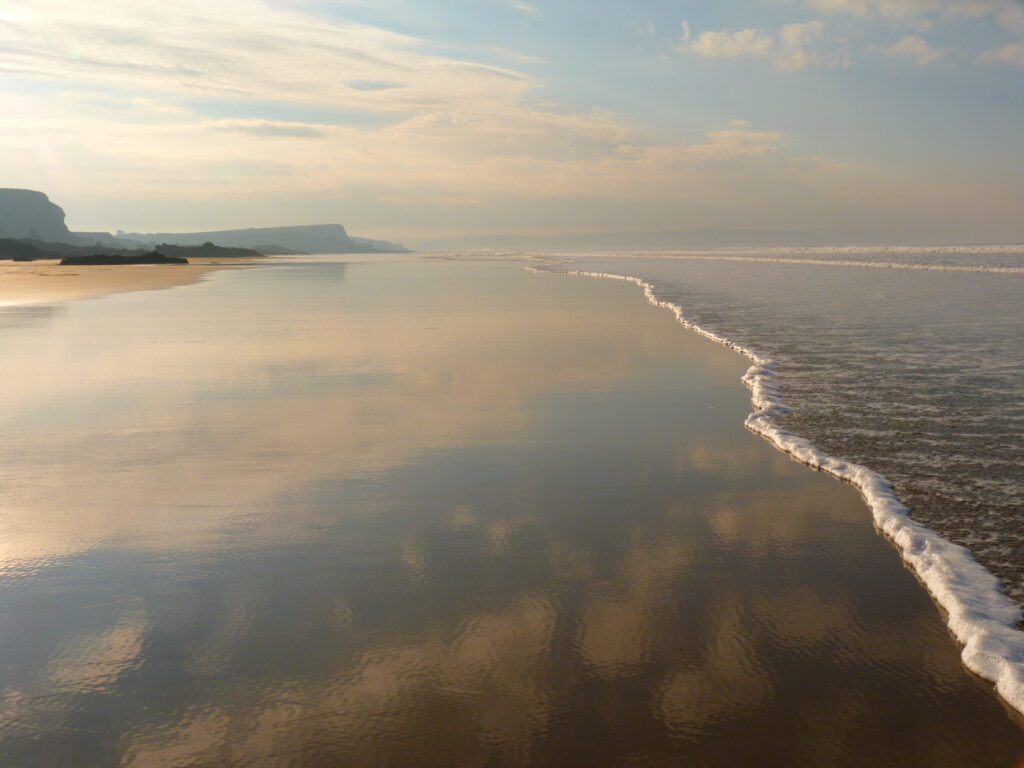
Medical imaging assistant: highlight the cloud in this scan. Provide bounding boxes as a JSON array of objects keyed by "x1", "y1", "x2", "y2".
[
  {"x1": 615, "y1": 124, "x2": 790, "y2": 167},
  {"x1": 678, "y1": 20, "x2": 840, "y2": 70},
  {"x1": 681, "y1": 23, "x2": 777, "y2": 60},
  {"x1": 794, "y1": 0, "x2": 1024, "y2": 39},
  {"x1": 0, "y1": 81, "x2": 812, "y2": 225},
  {"x1": 348, "y1": 80, "x2": 406, "y2": 91},
  {"x1": 794, "y1": 0, "x2": 1010, "y2": 20},
  {"x1": 2, "y1": 0, "x2": 1020, "y2": 241},
  {"x1": 977, "y1": 40, "x2": 1024, "y2": 63},
  {"x1": 210, "y1": 119, "x2": 327, "y2": 138},
  {"x1": 0, "y1": 0, "x2": 535, "y2": 117},
  {"x1": 0, "y1": 0, "x2": 632, "y2": 198},
  {"x1": 876, "y1": 34, "x2": 951, "y2": 64},
  {"x1": 790, "y1": 0, "x2": 1024, "y2": 69},
  {"x1": 998, "y1": 3, "x2": 1024, "y2": 34},
  {"x1": 793, "y1": 0, "x2": 1024, "y2": 42},
  {"x1": 507, "y1": 0, "x2": 540, "y2": 15}
]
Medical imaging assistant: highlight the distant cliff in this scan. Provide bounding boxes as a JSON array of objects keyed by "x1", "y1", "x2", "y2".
[
  {"x1": 350, "y1": 235, "x2": 410, "y2": 253},
  {"x1": 122, "y1": 224, "x2": 410, "y2": 254},
  {"x1": 0, "y1": 189, "x2": 82, "y2": 243},
  {"x1": 0, "y1": 189, "x2": 410, "y2": 255}
]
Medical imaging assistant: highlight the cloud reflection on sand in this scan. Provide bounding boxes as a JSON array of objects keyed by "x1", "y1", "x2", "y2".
[
  {"x1": 0, "y1": 258, "x2": 1021, "y2": 765},
  {"x1": 0, "y1": 261, "x2": 748, "y2": 567},
  {"x1": 87, "y1": 484, "x2": 1000, "y2": 767}
]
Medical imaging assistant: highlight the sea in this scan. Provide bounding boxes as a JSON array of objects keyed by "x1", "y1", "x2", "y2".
[
  {"x1": 532, "y1": 246, "x2": 1024, "y2": 710},
  {"x1": 0, "y1": 252, "x2": 1022, "y2": 766}
]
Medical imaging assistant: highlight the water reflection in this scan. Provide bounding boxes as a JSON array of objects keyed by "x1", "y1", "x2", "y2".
[
  {"x1": 0, "y1": 303, "x2": 65, "y2": 331},
  {"x1": 0, "y1": 258, "x2": 1021, "y2": 766}
]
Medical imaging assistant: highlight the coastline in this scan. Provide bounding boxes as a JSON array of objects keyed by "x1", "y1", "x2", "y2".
[
  {"x1": 533, "y1": 264, "x2": 1024, "y2": 718},
  {"x1": 0, "y1": 257, "x2": 260, "y2": 306},
  {"x1": 1, "y1": 255, "x2": 1022, "y2": 762}
]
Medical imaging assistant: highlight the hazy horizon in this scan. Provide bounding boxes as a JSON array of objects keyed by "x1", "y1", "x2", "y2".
[{"x1": 4, "y1": 0, "x2": 1024, "y2": 242}]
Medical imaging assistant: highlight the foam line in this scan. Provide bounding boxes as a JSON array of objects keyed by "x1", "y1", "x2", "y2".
[{"x1": 529, "y1": 264, "x2": 1024, "y2": 715}]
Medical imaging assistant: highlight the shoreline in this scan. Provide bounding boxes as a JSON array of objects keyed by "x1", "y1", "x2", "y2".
[
  {"x1": 0, "y1": 257, "x2": 261, "y2": 306},
  {"x1": 533, "y1": 264, "x2": 1024, "y2": 718},
  {"x1": 1, "y1": 254, "x2": 1021, "y2": 762}
]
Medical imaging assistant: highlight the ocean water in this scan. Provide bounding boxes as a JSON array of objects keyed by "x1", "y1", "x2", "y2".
[
  {"x1": 1, "y1": 255, "x2": 1022, "y2": 766},
  {"x1": 534, "y1": 247, "x2": 1024, "y2": 710}
]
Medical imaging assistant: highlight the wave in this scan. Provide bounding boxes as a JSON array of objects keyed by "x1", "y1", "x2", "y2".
[
  {"x1": 529, "y1": 250, "x2": 1024, "y2": 274},
  {"x1": 607, "y1": 243, "x2": 1024, "y2": 256},
  {"x1": 528, "y1": 264, "x2": 1024, "y2": 716}
]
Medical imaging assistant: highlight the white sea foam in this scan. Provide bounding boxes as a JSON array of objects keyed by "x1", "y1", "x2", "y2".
[
  {"x1": 530, "y1": 264, "x2": 1024, "y2": 716},
  {"x1": 613, "y1": 243, "x2": 1024, "y2": 256}
]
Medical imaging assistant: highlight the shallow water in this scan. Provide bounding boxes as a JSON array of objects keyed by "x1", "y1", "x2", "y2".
[
  {"x1": 0, "y1": 256, "x2": 1021, "y2": 766},
  {"x1": 550, "y1": 252, "x2": 1024, "y2": 603}
]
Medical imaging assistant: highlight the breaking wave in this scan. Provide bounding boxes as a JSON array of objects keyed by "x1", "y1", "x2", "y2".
[
  {"x1": 529, "y1": 263, "x2": 1024, "y2": 717},
  {"x1": 532, "y1": 248, "x2": 1024, "y2": 274}
]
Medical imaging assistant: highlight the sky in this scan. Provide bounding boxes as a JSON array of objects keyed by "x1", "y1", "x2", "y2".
[{"x1": 2, "y1": 0, "x2": 1024, "y2": 243}]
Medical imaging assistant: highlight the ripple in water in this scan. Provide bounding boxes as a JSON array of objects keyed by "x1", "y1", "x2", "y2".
[{"x1": 547, "y1": 253, "x2": 1024, "y2": 600}]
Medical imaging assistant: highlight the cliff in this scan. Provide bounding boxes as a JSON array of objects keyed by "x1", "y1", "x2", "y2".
[
  {"x1": 0, "y1": 189, "x2": 410, "y2": 255},
  {"x1": 122, "y1": 224, "x2": 409, "y2": 254},
  {"x1": 350, "y1": 235, "x2": 410, "y2": 253},
  {"x1": 0, "y1": 189, "x2": 82, "y2": 244}
]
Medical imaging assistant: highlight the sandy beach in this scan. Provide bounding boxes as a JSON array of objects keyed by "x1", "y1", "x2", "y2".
[
  {"x1": 0, "y1": 257, "x2": 260, "y2": 305},
  {"x1": 0, "y1": 254, "x2": 1020, "y2": 766}
]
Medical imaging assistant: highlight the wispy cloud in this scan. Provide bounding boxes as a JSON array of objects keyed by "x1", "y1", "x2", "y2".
[
  {"x1": 506, "y1": 0, "x2": 540, "y2": 16},
  {"x1": 0, "y1": 0, "x2": 533, "y2": 116},
  {"x1": 4, "y1": 0, "x2": 815, "y2": 203},
  {"x1": 210, "y1": 119, "x2": 327, "y2": 138},
  {"x1": 348, "y1": 80, "x2": 406, "y2": 91},
  {"x1": 2, "y1": 0, "x2": 1021, "y2": 240},
  {"x1": 794, "y1": 0, "x2": 1010, "y2": 20}
]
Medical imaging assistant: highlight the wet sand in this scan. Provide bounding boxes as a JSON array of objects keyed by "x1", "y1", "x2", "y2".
[
  {"x1": 0, "y1": 256, "x2": 1021, "y2": 766},
  {"x1": 0, "y1": 256, "x2": 259, "y2": 305}
]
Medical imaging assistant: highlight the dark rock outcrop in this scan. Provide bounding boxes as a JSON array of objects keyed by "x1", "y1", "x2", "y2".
[
  {"x1": 3, "y1": 238, "x2": 260, "y2": 262},
  {"x1": 60, "y1": 251, "x2": 188, "y2": 265},
  {"x1": 152, "y1": 242, "x2": 260, "y2": 259}
]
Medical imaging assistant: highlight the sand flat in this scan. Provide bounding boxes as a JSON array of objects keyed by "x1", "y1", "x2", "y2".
[{"x1": 0, "y1": 257, "x2": 260, "y2": 305}]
